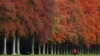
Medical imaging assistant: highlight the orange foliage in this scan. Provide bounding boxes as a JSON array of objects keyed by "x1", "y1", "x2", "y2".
[
  {"x1": 0, "y1": 0, "x2": 53, "y2": 44},
  {"x1": 0, "y1": 0, "x2": 100, "y2": 47},
  {"x1": 51, "y1": 0, "x2": 100, "y2": 47}
]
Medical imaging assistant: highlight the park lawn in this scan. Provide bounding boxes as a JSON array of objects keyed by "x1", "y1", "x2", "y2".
[{"x1": 0, "y1": 54, "x2": 100, "y2": 56}]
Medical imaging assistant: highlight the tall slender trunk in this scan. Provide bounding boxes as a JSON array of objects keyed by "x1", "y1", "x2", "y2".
[
  {"x1": 43, "y1": 44, "x2": 45, "y2": 54},
  {"x1": 81, "y1": 46, "x2": 83, "y2": 54},
  {"x1": 81, "y1": 45, "x2": 84, "y2": 54},
  {"x1": 69, "y1": 45, "x2": 71, "y2": 54},
  {"x1": 87, "y1": 48, "x2": 89, "y2": 54},
  {"x1": 47, "y1": 44, "x2": 49, "y2": 55},
  {"x1": 61, "y1": 45, "x2": 63, "y2": 54},
  {"x1": 56, "y1": 44, "x2": 58, "y2": 54},
  {"x1": 17, "y1": 37, "x2": 20, "y2": 54},
  {"x1": 84, "y1": 48, "x2": 86, "y2": 54},
  {"x1": 80, "y1": 46, "x2": 82, "y2": 54},
  {"x1": 39, "y1": 44, "x2": 41, "y2": 54},
  {"x1": 32, "y1": 37, "x2": 34, "y2": 54},
  {"x1": 96, "y1": 37, "x2": 98, "y2": 54},
  {"x1": 98, "y1": 44, "x2": 99, "y2": 54},
  {"x1": 54, "y1": 44, "x2": 56, "y2": 54},
  {"x1": 64, "y1": 44, "x2": 66, "y2": 54},
  {"x1": 66, "y1": 43, "x2": 68, "y2": 54},
  {"x1": 4, "y1": 37, "x2": 7, "y2": 54},
  {"x1": 59, "y1": 45, "x2": 61, "y2": 54},
  {"x1": 57, "y1": 44, "x2": 60, "y2": 54},
  {"x1": 95, "y1": 46, "x2": 97, "y2": 54},
  {"x1": 97, "y1": 46, "x2": 99, "y2": 54},
  {"x1": 13, "y1": 38, "x2": 16, "y2": 55},
  {"x1": 51, "y1": 44, "x2": 53, "y2": 54}
]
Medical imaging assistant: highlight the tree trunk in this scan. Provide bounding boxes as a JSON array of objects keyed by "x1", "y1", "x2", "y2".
[
  {"x1": 4, "y1": 37, "x2": 7, "y2": 54},
  {"x1": 47, "y1": 44, "x2": 49, "y2": 55},
  {"x1": 17, "y1": 37, "x2": 20, "y2": 54},
  {"x1": 79, "y1": 46, "x2": 82, "y2": 54},
  {"x1": 61, "y1": 45, "x2": 63, "y2": 54},
  {"x1": 56, "y1": 44, "x2": 58, "y2": 54},
  {"x1": 81, "y1": 45, "x2": 84, "y2": 54},
  {"x1": 66, "y1": 44, "x2": 68, "y2": 54},
  {"x1": 95, "y1": 46, "x2": 97, "y2": 54},
  {"x1": 39, "y1": 44, "x2": 41, "y2": 54},
  {"x1": 60, "y1": 45, "x2": 61, "y2": 54},
  {"x1": 13, "y1": 38, "x2": 16, "y2": 55},
  {"x1": 43, "y1": 44, "x2": 45, "y2": 54},
  {"x1": 32, "y1": 37, "x2": 34, "y2": 54},
  {"x1": 54, "y1": 44, "x2": 56, "y2": 54},
  {"x1": 87, "y1": 48, "x2": 90, "y2": 54},
  {"x1": 57, "y1": 44, "x2": 60, "y2": 54},
  {"x1": 51, "y1": 44, "x2": 53, "y2": 54},
  {"x1": 97, "y1": 46, "x2": 99, "y2": 54},
  {"x1": 64, "y1": 44, "x2": 66, "y2": 54}
]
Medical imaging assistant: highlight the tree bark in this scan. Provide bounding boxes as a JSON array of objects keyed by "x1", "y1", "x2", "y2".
[
  {"x1": 17, "y1": 37, "x2": 20, "y2": 54},
  {"x1": 39, "y1": 44, "x2": 41, "y2": 54},
  {"x1": 81, "y1": 45, "x2": 84, "y2": 54},
  {"x1": 32, "y1": 37, "x2": 34, "y2": 54},
  {"x1": 79, "y1": 46, "x2": 82, "y2": 54},
  {"x1": 54, "y1": 44, "x2": 56, "y2": 54},
  {"x1": 87, "y1": 48, "x2": 90, "y2": 54},
  {"x1": 51, "y1": 44, "x2": 53, "y2": 54},
  {"x1": 64, "y1": 44, "x2": 66, "y2": 54},
  {"x1": 66, "y1": 43, "x2": 68, "y2": 54},
  {"x1": 43, "y1": 44, "x2": 45, "y2": 54},
  {"x1": 13, "y1": 38, "x2": 16, "y2": 55},
  {"x1": 57, "y1": 44, "x2": 60, "y2": 54},
  {"x1": 4, "y1": 37, "x2": 7, "y2": 54},
  {"x1": 47, "y1": 44, "x2": 49, "y2": 55}
]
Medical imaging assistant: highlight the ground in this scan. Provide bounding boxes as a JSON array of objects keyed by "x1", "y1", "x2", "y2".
[{"x1": 0, "y1": 54, "x2": 100, "y2": 56}]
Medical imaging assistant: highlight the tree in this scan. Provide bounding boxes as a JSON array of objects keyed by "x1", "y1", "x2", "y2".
[{"x1": 0, "y1": 0, "x2": 100, "y2": 54}]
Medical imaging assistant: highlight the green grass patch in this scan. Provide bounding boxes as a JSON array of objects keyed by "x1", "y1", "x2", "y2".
[{"x1": 0, "y1": 54, "x2": 100, "y2": 56}]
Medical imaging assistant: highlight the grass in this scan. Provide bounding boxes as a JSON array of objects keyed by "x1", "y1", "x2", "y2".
[{"x1": 0, "y1": 54, "x2": 100, "y2": 56}]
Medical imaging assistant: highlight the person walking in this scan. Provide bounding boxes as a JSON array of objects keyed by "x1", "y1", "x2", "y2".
[{"x1": 72, "y1": 48, "x2": 78, "y2": 56}]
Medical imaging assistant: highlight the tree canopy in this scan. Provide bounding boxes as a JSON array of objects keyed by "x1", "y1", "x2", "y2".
[{"x1": 0, "y1": 0, "x2": 100, "y2": 47}]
